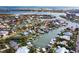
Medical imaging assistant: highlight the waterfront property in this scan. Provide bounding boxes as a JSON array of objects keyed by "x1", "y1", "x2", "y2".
[{"x1": 0, "y1": 7, "x2": 79, "y2": 53}]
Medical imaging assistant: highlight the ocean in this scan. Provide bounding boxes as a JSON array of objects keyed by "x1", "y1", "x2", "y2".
[{"x1": 0, "y1": 6, "x2": 79, "y2": 14}]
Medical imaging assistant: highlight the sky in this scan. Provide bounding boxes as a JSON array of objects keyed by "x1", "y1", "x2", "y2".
[{"x1": 0, "y1": 0, "x2": 79, "y2": 6}]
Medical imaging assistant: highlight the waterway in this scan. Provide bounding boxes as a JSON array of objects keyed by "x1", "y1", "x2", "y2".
[{"x1": 32, "y1": 13, "x2": 79, "y2": 48}]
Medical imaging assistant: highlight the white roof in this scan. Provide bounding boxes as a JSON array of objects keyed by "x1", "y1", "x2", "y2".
[
  {"x1": 42, "y1": 48, "x2": 46, "y2": 52},
  {"x1": 76, "y1": 14, "x2": 79, "y2": 16},
  {"x1": 64, "y1": 32, "x2": 73, "y2": 36},
  {"x1": 27, "y1": 42, "x2": 31, "y2": 45},
  {"x1": 56, "y1": 47, "x2": 69, "y2": 53},
  {"x1": 29, "y1": 30, "x2": 32, "y2": 33},
  {"x1": 23, "y1": 32, "x2": 29, "y2": 35},
  {"x1": 55, "y1": 22, "x2": 59, "y2": 25},
  {"x1": 0, "y1": 31, "x2": 8, "y2": 36},
  {"x1": 60, "y1": 41, "x2": 67, "y2": 45},
  {"x1": 59, "y1": 36, "x2": 70, "y2": 40},
  {"x1": 27, "y1": 42, "x2": 33, "y2": 46},
  {"x1": 16, "y1": 46, "x2": 29, "y2": 53}
]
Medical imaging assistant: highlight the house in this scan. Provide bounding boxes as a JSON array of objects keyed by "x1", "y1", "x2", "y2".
[
  {"x1": 60, "y1": 41, "x2": 67, "y2": 46},
  {"x1": 16, "y1": 46, "x2": 29, "y2": 53},
  {"x1": 66, "y1": 12, "x2": 76, "y2": 19},
  {"x1": 36, "y1": 47, "x2": 41, "y2": 53},
  {"x1": 41, "y1": 48, "x2": 46, "y2": 52},
  {"x1": 0, "y1": 24, "x2": 6, "y2": 29},
  {"x1": 23, "y1": 31, "x2": 29, "y2": 36},
  {"x1": 59, "y1": 35, "x2": 70, "y2": 41},
  {"x1": 56, "y1": 46, "x2": 69, "y2": 53},
  {"x1": 0, "y1": 31, "x2": 9, "y2": 36},
  {"x1": 28, "y1": 30, "x2": 33, "y2": 33},
  {"x1": 55, "y1": 22, "x2": 60, "y2": 25},
  {"x1": 9, "y1": 40, "x2": 19, "y2": 50},
  {"x1": 27, "y1": 42, "x2": 33, "y2": 47},
  {"x1": 63, "y1": 32, "x2": 73, "y2": 36}
]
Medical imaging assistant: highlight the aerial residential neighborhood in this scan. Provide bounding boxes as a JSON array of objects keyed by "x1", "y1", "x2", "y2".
[{"x1": 0, "y1": 6, "x2": 79, "y2": 53}]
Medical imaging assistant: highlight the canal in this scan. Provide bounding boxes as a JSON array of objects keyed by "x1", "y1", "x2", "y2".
[
  {"x1": 32, "y1": 13, "x2": 79, "y2": 48},
  {"x1": 33, "y1": 26, "x2": 66, "y2": 48}
]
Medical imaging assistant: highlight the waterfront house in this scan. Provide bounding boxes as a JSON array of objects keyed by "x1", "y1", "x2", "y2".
[
  {"x1": 16, "y1": 46, "x2": 29, "y2": 53},
  {"x1": 27, "y1": 42, "x2": 33, "y2": 47},
  {"x1": 60, "y1": 41, "x2": 67, "y2": 46},
  {"x1": 41, "y1": 48, "x2": 46, "y2": 52},
  {"x1": 59, "y1": 35, "x2": 70, "y2": 41},
  {"x1": 56, "y1": 46, "x2": 69, "y2": 53},
  {"x1": 63, "y1": 32, "x2": 73, "y2": 36}
]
